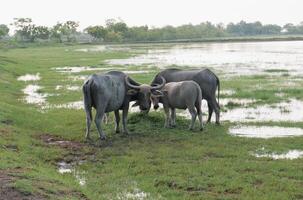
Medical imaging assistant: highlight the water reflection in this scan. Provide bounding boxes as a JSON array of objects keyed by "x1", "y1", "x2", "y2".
[
  {"x1": 254, "y1": 149, "x2": 303, "y2": 160},
  {"x1": 106, "y1": 41, "x2": 303, "y2": 76},
  {"x1": 229, "y1": 125, "x2": 303, "y2": 138}
]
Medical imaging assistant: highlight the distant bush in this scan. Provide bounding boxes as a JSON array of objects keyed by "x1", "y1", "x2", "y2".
[{"x1": 1, "y1": 18, "x2": 303, "y2": 44}]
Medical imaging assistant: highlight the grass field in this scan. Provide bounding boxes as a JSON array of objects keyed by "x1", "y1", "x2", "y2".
[{"x1": 1, "y1": 44, "x2": 303, "y2": 200}]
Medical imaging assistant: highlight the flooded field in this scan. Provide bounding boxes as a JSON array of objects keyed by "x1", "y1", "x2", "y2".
[
  {"x1": 58, "y1": 161, "x2": 86, "y2": 186},
  {"x1": 253, "y1": 149, "x2": 303, "y2": 160},
  {"x1": 222, "y1": 99, "x2": 303, "y2": 122},
  {"x1": 106, "y1": 41, "x2": 303, "y2": 76},
  {"x1": 229, "y1": 125, "x2": 303, "y2": 138}
]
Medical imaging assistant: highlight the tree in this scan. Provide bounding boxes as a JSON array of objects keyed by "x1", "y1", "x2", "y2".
[
  {"x1": 104, "y1": 31, "x2": 122, "y2": 42},
  {"x1": 32, "y1": 26, "x2": 50, "y2": 40},
  {"x1": 13, "y1": 18, "x2": 35, "y2": 41},
  {"x1": 62, "y1": 21, "x2": 79, "y2": 42},
  {"x1": 105, "y1": 19, "x2": 128, "y2": 40},
  {"x1": 51, "y1": 21, "x2": 79, "y2": 42},
  {"x1": 85, "y1": 26, "x2": 107, "y2": 40},
  {"x1": 51, "y1": 22, "x2": 64, "y2": 42},
  {"x1": 262, "y1": 24, "x2": 281, "y2": 35},
  {"x1": 124, "y1": 26, "x2": 149, "y2": 41},
  {"x1": 0, "y1": 24, "x2": 9, "y2": 39},
  {"x1": 227, "y1": 21, "x2": 272, "y2": 36}
]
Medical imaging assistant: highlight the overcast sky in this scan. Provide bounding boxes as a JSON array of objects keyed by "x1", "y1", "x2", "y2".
[{"x1": 2, "y1": 0, "x2": 302, "y2": 30}]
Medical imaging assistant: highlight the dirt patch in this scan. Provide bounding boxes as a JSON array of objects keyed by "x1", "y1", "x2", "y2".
[
  {"x1": 224, "y1": 187, "x2": 243, "y2": 195},
  {"x1": 1, "y1": 119, "x2": 13, "y2": 125},
  {"x1": 39, "y1": 134, "x2": 86, "y2": 150},
  {"x1": 0, "y1": 127, "x2": 12, "y2": 137},
  {"x1": 154, "y1": 180, "x2": 207, "y2": 193},
  {"x1": 2, "y1": 144, "x2": 19, "y2": 152},
  {"x1": 0, "y1": 169, "x2": 43, "y2": 200},
  {"x1": 38, "y1": 133, "x2": 97, "y2": 188}
]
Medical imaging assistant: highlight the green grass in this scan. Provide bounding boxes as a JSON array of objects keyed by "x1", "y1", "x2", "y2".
[{"x1": 1, "y1": 44, "x2": 303, "y2": 199}]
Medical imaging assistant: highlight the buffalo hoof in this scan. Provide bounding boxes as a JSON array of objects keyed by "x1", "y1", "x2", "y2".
[
  {"x1": 215, "y1": 122, "x2": 220, "y2": 125},
  {"x1": 99, "y1": 135, "x2": 106, "y2": 141},
  {"x1": 200, "y1": 127, "x2": 204, "y2": 131},
  {"x1": 115, "y1": 129, "x2": 120, "y2": 134}
]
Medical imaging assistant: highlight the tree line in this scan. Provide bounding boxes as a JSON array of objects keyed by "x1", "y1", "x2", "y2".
[{"x1": 1, "y1": 18, "x2": 303, "y2": 43}]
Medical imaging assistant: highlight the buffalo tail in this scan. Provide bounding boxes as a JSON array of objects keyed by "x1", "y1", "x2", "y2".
[{"x1": 83, "y1": 79, "x2": 93, "y2": 121}]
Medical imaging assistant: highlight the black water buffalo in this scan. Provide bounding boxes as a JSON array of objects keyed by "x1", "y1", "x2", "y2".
[
  {"x1": 150, "y1": 68, "x2": 220, "y2": 124},
  {"x1": 83, "y1": 71, "x2": 165, "y2": 140},
  {"x1": 152, "y1": 81, "x2": 204, "y2": 131}
]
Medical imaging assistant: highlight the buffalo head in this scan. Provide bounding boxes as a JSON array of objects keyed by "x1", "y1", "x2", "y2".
[{"x1": 125, "y1": 76, "x2": 166, "y2": 111}]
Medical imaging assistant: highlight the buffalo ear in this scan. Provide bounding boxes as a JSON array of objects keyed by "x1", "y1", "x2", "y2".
[
  {"x1": 151, "y1": 90, "x2": 163, "y2": 97},
  {"x1": 127, "y1": 89, "x2": 138, "y2": 96},
  {"x1": 162, "y1": 90, "x2": 168, "y2": 96}
]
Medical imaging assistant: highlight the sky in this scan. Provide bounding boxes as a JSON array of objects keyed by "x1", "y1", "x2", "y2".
[{"x1": 1, "y1": 0, "x2": 302, "y2": 31}]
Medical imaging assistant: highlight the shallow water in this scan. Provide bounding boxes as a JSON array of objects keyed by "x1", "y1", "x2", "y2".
[
  {"x1": 66, "y1": 85, "x2": 81, "y2": 91},
  {"x1": 106, "y1": 41, "x2": 303, "y2": 76},
  {"x1": 75, "y1": 46, "x2": 106, "y2": 52},
  {"x1": 176, "y1": 98, "x2": 255, "y2": 120},
  {"x1": 116, "y1": 181, "x2": 150, "y2": 200},
  {"x1": 122, "y1": 70, "x2": 150, "y2": 74},
  {"x1": 69, "y1": 75, "x2": 88, "y2": 81},
  {"x1": 55, "y1": 85, "x2": 80, "y2": 91},
  {"x1": 22, "y1": 84, "x2": 48, "y2": 105},
  {"x1": 17, "y1": 73, "x2": 41, "y2": 81},
  {"x1": 58, "y1": 161, "x2": 86, "y2": 186},
  {"x1": 253, "y1": 149, "x2": 303, "y2": 160},
  {"x1": 123, "y1": 189, "x2": 149, "y2": 200},
  {"x1": 54, "y1": 66, "x2": 150, "y2": 75},
  {"x1": 229, "y1": 125, "x2": 303, "y2": 138},
  {"x1": 221, "y1": 89, "x2": 236, "y2": 96},
  {"x1": 42, "y1": 101, "x2": 83, "y2": 110},
  {"x1": 75, "y1": 45, "x2": 131, "y2": 52},
  {"x1": 222, "y1": 99, "x2": 303, "y2": 122},
  {"x1": 55, "y1": 85, "x2": 63, "y2": 90},
  {"x1": 220, "y1": 98, "x2": 257, "y2": 107},
  {"x1": 53, "y1": 66, "x2": 112, "y2": 73},
  {"x1": 58, "y1": 161, "x2": 73, "y2": 173}
]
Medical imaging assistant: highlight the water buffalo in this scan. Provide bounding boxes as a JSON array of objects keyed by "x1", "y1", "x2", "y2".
[
  {"x1": 83, "y1": 71, "x2": 165, "y2": 140},
  {"x1": 150, "y1": 68, "x2": 220, "y2": 124},
  {"x1": 152, "y1": 81, "x2": 204, "y2": 131}
]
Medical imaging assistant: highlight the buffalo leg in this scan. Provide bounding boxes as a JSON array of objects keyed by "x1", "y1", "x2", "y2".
[
  {"x1": 85, "y1": 113, "x2": 92, "y2": 140},
  {"x1": 122, "y1": 105, "x2": 129, "y2": 135},
  {"x1": 95, "y1": 108, "x2": 107, "y2": 140},
  {"x1": 213, "y1": 99, "x2": 220, "y2": 125},
  {"x1": 163, "y1": 105, "x2": 171, "y2": 128},
  {"x1": 114, "y1": 110, "x2": 120, "y2": 133},
  {"x1": 171, "y1": 108, "x2": 176, "y2": 127},
  {"x1": 196, "y1": 103, "x2": 204, "y2": 131},
  {"x1": 188, "y1": 106, "x2": 197, "y2": 130},
  {"x1": 207, "y1": 101, "x2": 213, "y2": 123}
]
